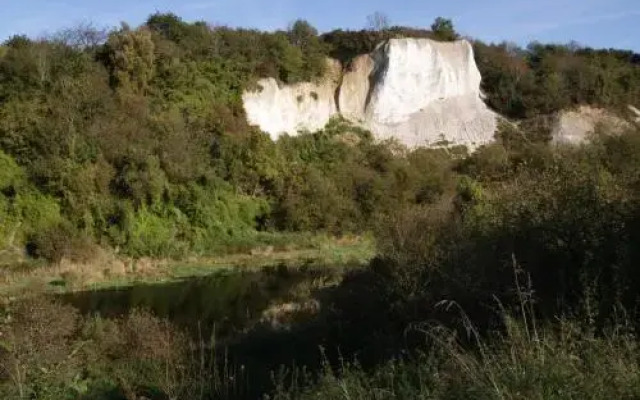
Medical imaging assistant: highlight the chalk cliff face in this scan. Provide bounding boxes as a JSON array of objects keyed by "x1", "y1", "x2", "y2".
[
  {"x1": 242, "y1": 60, "x2": 341, "y2": 138},
  {"x1": 339, "y1": 54, "x2": 374, "y2": 122},
  {"x1": 630, "y1": 105, "x2": 640, "y2": 123},
  {"x1": 242, "y1": 38, "x2": 497, "y2": 148}
]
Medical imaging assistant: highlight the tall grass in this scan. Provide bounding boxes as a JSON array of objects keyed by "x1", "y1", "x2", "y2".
[
  {"x1": 272, "y1": 310, "x2": 640, "y2": 400},
  {"x1": 3, "y1": 271, "x2": 640, "y2": 400},
  {"x1": 270, "y1": 257, "x2": 640, "y2": 400}
]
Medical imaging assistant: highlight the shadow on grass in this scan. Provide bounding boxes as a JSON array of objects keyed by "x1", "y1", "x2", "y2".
[{"x1": 60, "y1": 263, "x2": 414, "y2": 399}]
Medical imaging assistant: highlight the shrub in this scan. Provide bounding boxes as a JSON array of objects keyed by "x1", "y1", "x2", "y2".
[
  {"x1": 13, "y1": 192, "x2": 63, "y2": 250},
  {"x1": 0, "y1": 297, "x2": 80, "y2": 399},
  {"x1": 123, "y1": 205, "x2": 189, "y2": 258},
  {"x1": 0, "y1": 150, "x2": 24, "y2": 192},
  {"x1": 174, "y1": 183, "x2": 270, "y2": 253},
  {"x1": 25, "y1": 222, "x2": 96, "y2": 263},
  {"x1": 0, "y1": 195, "x2": 12, "y2": 249},
  {"x1": 0, "y1": 297, "x2": 196, "y2": 400},
  {"x1": 372, "y1": 129, "x2": 640, "y2": 330}
]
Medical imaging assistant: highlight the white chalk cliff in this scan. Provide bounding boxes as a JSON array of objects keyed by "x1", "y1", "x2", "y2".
[
  {"x1": 630, "y1": 105, "x2": 640, "y2": 124},
  {"x1": 242, "y1": 60, "x2": 341, "y2": 136},
  {"x1": 242, "y1": 38, "x2": 497, "y2": 148}
]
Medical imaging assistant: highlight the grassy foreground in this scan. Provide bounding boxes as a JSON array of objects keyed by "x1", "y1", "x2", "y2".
[
  {"x1": 271, "y1": 316, "x2": 640, "y2": 400},
  {"x1": 0, "y1": 235, "x2": 374, "y2": 298}
]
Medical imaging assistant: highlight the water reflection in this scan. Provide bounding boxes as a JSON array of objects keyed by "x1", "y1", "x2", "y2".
[
  {"x1": 62, "y1": 264, "x2": 339, "y2": 341},
  {"x1": 61, "y1": 262, "x2": 398, "y2": 399}
]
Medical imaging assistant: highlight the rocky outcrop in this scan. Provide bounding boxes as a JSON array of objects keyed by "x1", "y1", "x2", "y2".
[
  {"x1": 242, "y1": 38, "x2": 497, "y2": 149},
  {"x1": 242, "y1": 60, "x2": 341, "y2": 138},
  {"x1": 552, "y1": 106, "x2": 631, "y2": 144},
  {"x1": 338, "y1": 54, "x2": 374, "y2": 122},
  {"x1": 629, "y1": 105, "x2": 640, "y2": 123}
]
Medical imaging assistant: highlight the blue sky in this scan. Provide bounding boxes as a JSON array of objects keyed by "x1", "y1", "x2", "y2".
[{"x1": 1, "y1": 0, "x2": 638, "y2": 51}]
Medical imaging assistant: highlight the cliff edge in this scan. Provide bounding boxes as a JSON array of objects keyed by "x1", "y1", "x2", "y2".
[{"x1": 242, "y1": 38, "x2": 497, "y2": 149}]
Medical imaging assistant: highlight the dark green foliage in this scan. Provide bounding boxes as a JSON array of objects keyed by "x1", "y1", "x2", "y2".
[
  {"x1": 474, "y1": 41, "x2": 640, "y2": 119},
  {"x1": 321, "y1": 27, "x2": 433, "y2": 65},
  {"x1": 1, "y1": 13, "x2": 639, "y2": 263},
  {"x1": 431, "y1": 17, "x2": 459, "y2": 41},
  {"x1": 6, "y1": 13, "x2": 640, "y2": 400},
  {"x1": 375, "y1": 127, "x2": 640, "y2": 332},
  {"x1": 201, "y1": 21, "x2": 328, "y2": 85},
  {"x1": 268, "y1": 119, "x2": 453, "y2": 233},
  {"x1": 287, "y1": 20, "x2": 327, "y2": 81},
  {"x1": 146, "y1": 12, "x2": 204, "y2": 44},
  {"x1": 0, "y1": 297, "x2": 196, "y2": 400},
  {"x1": 322, "y1": 29, "x2": 388, "y2": 64},
  {"x1": 26, "y1": 221, "x2": 96, "y2": 263}
]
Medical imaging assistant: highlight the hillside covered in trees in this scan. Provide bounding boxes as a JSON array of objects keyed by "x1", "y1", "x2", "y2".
[
  {"x1": 1, "y1": 13, "x2": 639, "y2": 263},
  {"x1": 2, "y1": 13, "x2": 640, "y2": 399}
]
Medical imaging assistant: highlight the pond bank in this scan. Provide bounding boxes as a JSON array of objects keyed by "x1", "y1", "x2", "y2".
[{"x1": 0, "y1": 235, "x2": 374, "y2": 299}]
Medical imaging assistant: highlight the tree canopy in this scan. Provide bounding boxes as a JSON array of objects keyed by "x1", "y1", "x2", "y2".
[
  {"x1": 431, "y1": 17, "x2": 459, "y2": 41},
  {"x1": 0, "y1": 13, "x2": 638, "y2": 261}
]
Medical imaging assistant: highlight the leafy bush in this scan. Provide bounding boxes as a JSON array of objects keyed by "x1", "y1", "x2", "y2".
[
  {"x1": 122, "y1": 205, "x2": 189, "y2": 258},
  {"x1": 0, "y1": 154, "x2": 22, "y2": 249},
  {"x1": 176, "y1": 184, "x2": 271, "y2": 254},
  {"x1": 0, "y1": 297, "x2": 195, "y2": 400},
  {"x1": 374, "y1": 128, "x2": 640, "y2": 331},
  {"x1": 474, "y1": 41, "x2": 640, "y2": 119},
  {"x1": 0, "y1": 150, "x2": 24, "y2": 191},
  {"x1": 26, "y1": 222, "x2": 96, "y2": 263},
  {"x1": 14, "y1": 192, "x2": 62, "y2": 237}
]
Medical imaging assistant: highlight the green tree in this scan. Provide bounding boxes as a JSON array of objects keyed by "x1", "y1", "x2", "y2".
[
  {"x1": 104, "y1": 25, "x2": 155, "y2": 94},
  {"x1": 288, "y1": 20, "x2": 318, "y2": 48},
  {"x1": 431, "y1": 17, "x2": 459, "y2": 41},
  {"x1": 287, "y1": 20, "x2": 327, "y2": 81},
  {"x1": 146, "y1": 12, "x2": 188, "y2": 42}
]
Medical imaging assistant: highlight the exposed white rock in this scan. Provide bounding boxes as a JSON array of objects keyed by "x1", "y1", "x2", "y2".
[
  {"x1": 368, "y1": 95, "x2": 499, "y2": 148},
  {"x1": 243, "y1": 38, "x2": 497, "y2": 148},
  {"x1": 242, "y1": 60, "x2": 341, "y2": 139},
  {"x1": 366, "y1": 39, "x2": 482, "y2": 123},
  {"x1": 339, "y1": 54, "x2": 374, "y2": 122},
  {"x1": 629, "y1": 105, "x2": 640, "y2": 123},
  {"x1": 344, "y1": 39, "x2": 497, "y2": 147},
  {"x1": 552, "y1": 106, "x2": 630, "y2": 144}
]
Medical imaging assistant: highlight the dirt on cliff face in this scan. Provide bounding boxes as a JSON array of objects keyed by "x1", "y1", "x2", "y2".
[
  {"x1": 338, "y1": 54, "x2": 374, "y2": 122},
  {"x1": 552, "y1": 106, "x2": 632, "y2": 144}
]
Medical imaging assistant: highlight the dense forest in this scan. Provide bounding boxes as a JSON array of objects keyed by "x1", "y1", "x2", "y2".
[
  {"x1": 2, "y1": 12, "x2": 640, "y2": 400},
  {"x1": 0, "y1": 13, "x2": 639, "y2": 262}
]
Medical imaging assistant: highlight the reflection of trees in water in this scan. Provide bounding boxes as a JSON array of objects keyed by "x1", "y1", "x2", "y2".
[{"x1": 57, "y1": 263, "x2": 407, "y2": 399}]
